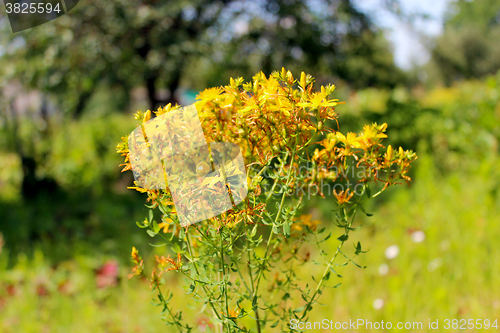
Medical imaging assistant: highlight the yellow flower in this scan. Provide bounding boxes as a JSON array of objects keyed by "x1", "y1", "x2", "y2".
[
  {"x1": 157, "y1": 223, "x2": 169, "y2": 233},
  {"x1": 298, "y1": 92, "x2": 338, "y2": 108},
  {"x1": 299, "y1": 71, "x2": 307, "y2": 89},
  {"x1": 333, "y1": 189, "x2": 355, "y2": 205},
  {"x1": 155, "y1": 103, "x2": 180, "y2": 116},
  {"x1": 129, "y1": 247, "x2": 144, "y2": 279},
  {"x1": 221, "y1": 307, "x2": 241, "y2": 318},
  {"x1": 157, "y1": 217, "x2": 173, "y2": 233},
  {"x1": 385, "y1": 145, "x2": 394, "y2": 161},
  {"x1": 195, "y1": 87, "x2": 223, "y2": 109},
  {"x1": 228, "y1": 307, "x2": 240, "y2": 318},
  {"x1": 361, "y1": 123, "x2": 388, "y2": 140},
  {"x1": 131, "y1": 246, "x2": 141, "y2": 263},
  {"x1": 143, "y1": 110, "x2": 152, "y2": 123},
  {"x1": 127, "y1": 181, "x2": 149, "y2": 193},
  {"x1": 336, "y1": 132, "x2": 360, "y2": 147},
  {"x1": 260, "y1": 75, "x2": 280, "y2": 95},
  {"x1": 292, "y1": 214, "x2": 322, "y2": 231},
  {"x1": 196, "y1": 87, "x2": 223, "y2": 101}
]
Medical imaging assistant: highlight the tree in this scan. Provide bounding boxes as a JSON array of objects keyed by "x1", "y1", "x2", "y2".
[
  {"x1": 1, "y1": 0, "x2": 402, "y2": 117},
  {"x1": 430, "y1": 0, "x2": 500, "y2": 85}
]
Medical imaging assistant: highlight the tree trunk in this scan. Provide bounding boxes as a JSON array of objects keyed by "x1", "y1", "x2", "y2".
[
  {"x1": 165, "y1": 58, "x2": 184, "y2": 106},
  {"x1": 146, "y1": 73, "x2": 159, "y2": 112}
]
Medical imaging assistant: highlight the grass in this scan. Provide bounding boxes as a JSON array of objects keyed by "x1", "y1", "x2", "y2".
[
  {"x1": 306, "y1": 155, "x2": 500, "y2": 332},
  {"x1": 0, "y1": 249, "x2": 167, "y2": 333},
  {"x1": 2, "y1": 153, "x2": 499, "y2": 332}
]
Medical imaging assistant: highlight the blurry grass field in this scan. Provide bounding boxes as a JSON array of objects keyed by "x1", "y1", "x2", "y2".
[
  {"x1": 2, "y1": 153, "x2": 499, "y2": 332},
  {"x1": 1, "y1": 74, "x2": 499, "y2": 332},
  {"x1": 310, "y1": 155, "x2": 500, "y2": 332}
]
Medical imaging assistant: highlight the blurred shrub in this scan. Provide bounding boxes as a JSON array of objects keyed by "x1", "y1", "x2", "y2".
[
  {"x1": 0, "y1": 248, "x2": 169, "y2": 333},
  {"x1": 429, "y1": 0, "x2": 500, "y2": 85},
  {"x1": 340, "y1": 73, "x2": 500, "y2": 174},
  {"x1": 0, "y1": 153, "x2": 22, "y2": 202},
  {"x1": 0, "y1": 111, "x2": 149, "y2": 261},
  {"x1": 47, "y1": 113, "x2": 136, "y2": 190}
]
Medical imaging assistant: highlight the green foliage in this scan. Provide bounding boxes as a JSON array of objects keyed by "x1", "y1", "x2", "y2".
[
  {"x1": 306, "y1": 153, "x2": 500, "y2": 330},
  {"x1": 430, "y1": 0, "x2": 500, "y2": 84},
  {"x1": 0, "y1": 111, "x2": 150, "y2": 260},
  {"x1": 0, "y1": 249, "x2": 169, "y2": 333},
  {"x1": 338, "y1": 73, "x2": 500, "y2": 175},
  {"x1": 122, "y1": 70, "x2": 416, "y2": 332},
  {"x1": 1, "y1": 152, "x2": 499, "y2": 332},
  {"x1": 0, "y1": 0, "x2": 403, "y2": 117}
]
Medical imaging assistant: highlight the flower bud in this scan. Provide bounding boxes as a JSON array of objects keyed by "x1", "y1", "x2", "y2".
[
  {"x1": 300, "y1": 71, "x2": 307, "y2": 89},
  {"x1": 386, "y1": 145, "x2": 393, "y2": 160},
  {"x1": 143, "y1": 110, "x2": 152, "y2": 123}
]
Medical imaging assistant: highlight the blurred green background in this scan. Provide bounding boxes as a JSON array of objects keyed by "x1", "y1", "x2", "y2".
[{"x1": 0, "y1": 0, "x2": 499, "y2": 332}]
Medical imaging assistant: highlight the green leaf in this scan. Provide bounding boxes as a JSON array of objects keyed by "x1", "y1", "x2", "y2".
[
  {"x1": 148, "y1": 209, "x2": 154, "y2": 223},
  {"x1": 153, "y1": 220, "x2": 160, "y2": 234},
  {"x1": 198, "y1": 302, "x2": 208, "y2": 314},
  {"x1": 186, "y1": 284, "x2": 195, "y2": 295},
  {"x1": 337, "y1": 234, "x2": 349, "y2": 242},
  {"x1": 136, "y1": 220, "x2": 148, "y2": 228},
  {"x1": 147, "y1": 230, "x2": 157, "y2": 237},
  {"x1": 354, "y1": 241, "x2": 369, "y2": 255},
  {"x1": 252, "y1": 296, "x2": 258, "y2": 308},
  {"x1": 158, "y1": 203, "x2": 167, "y2": 214},
  {"x1": 355, "y1": 242, "x2": 362, "y2": 255},
  {"x1": 251, "y1": 224, "x2": 258, "y2": 238},
  {"x1": 293, "y1": 306, "x2": 305, "y2": 313},
  {"x1": 149, "y1": 243, "x2": 166, "y2": 247},
  {"x1": 359, "y1": 204, "x2": 373, "y2": 217},
  {"x1": 283, "y1": 221, "x2": 291, "y2": 237},
  {"x1": 365, "y1": 185, "x2": 371, "y2": 198},
  {"x1": 319, "y1": 233, "x2": 332, "y2": 243},
  {"x1": 330, "y1": 266, "x2": 342, "y2": 278}
]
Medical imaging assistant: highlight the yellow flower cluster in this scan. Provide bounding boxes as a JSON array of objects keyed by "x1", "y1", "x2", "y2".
[
  {"x1": 117, "y1": 68, "x2": 417, "y2": 210},
  {"x1": 193, "y1": 68, "x2": 339, "y2": 165},
  {"x1": 313, "y1": 122, "x2": 417, "y2": 189}
]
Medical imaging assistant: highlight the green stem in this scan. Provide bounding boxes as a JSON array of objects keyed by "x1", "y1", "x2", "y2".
[
  {"x1": 299, "y1": 205, "x2": 358, "y2": 321},
  {"x1": 219, "y1": 228, "x2": 230, "y2": 332},
  {"x1": 233, "y1": 250, "x2": 251, "y2": 295},
  {"x1": 245, "y1": 224, "x2": 261, "y2": 333},
  {"x1": 185, "y1": 231, "x2": 224, "y2": 324},
  {"x1": 251, "y1": 150, "x2": 295, "y2": 332},
  {"x1": 155, "y1": 283, "x2": 184, "y2": 332}
]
